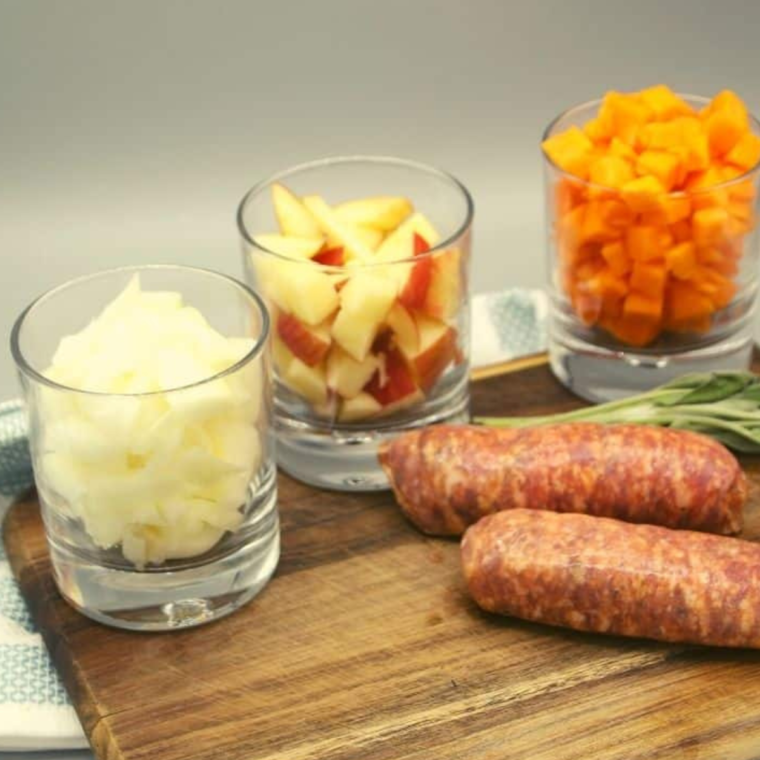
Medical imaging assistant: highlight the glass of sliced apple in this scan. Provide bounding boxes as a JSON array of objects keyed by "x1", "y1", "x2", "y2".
[
  {"x1": 237, "y1": 156, "x2": 473, "y2": 491},
  {"x1": 12, "y1": 265, "x2": 279, "y2": 630}
]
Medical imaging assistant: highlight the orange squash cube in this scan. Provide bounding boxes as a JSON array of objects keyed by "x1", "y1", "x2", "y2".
[
  {"x1": 587, "y1": 268, "x2": 629, "y2": 300},
  {"x1": 685, "y1": 166, "x2": 729, "y2": 210},
  {"x1": 672, "y1": 117, "x2": 710, "y2": 173},
  {"x1": 692, "y1": 207, "x2": 730, "y2": 247},
  {"x1": 598, "y1": 92, "x2": 652, "y2": 146},
  {"x1": 625, "y1": 224, "x2": 672, "y2": 262},
  {"x1": 554, "y1": 178, "x2": 585, "y2": 215},
  {"x1": 542, "y1": 127, "x2": 595, "y2": 179},
  {"x1": 601, "y1": 240, "x2": 631, "y2": 276},
  {"x1": 608, "y1": 137, "x2": 638, "y2": 162},
  {"x1": 701, "y1": 91, "x2": 749, "y2": 155},
  {"x1": 584, "y1": 117, "x2": 610, "y2": 143},
  {"x1": 621, "y1": 175, "x2": 666, "y2": 213},
  {"x1": 721, "y1": 165, "x2": 757, "y2": 202},
  {"x1": 630, "y1": 260, "x2": 667, "y2": 299},
  {"x1": 702, "y1": 90, "x2": 750, "y2": 123},
  {"x1": 639, "y1": 85, "x2": 694, "y2": 121},
  {"x1": 599, "y1": 314, "x2": 662, "y2": 347},
  {"x1": 665, "y1": 241, "x2": 698, "y2": 279},
  {"x1": 661, "y1": 195, "x2": 692, "y2": 224},
  {"x1": 589, "y1": 155, "x2": 635, "y2": 191},
  {"x1": 623, "y1": 292, "x2": 664, "y2": 320},
  {"x1": 726, "y1": 132, "x2": 760, "y2": 171},
  {"x1": 635, "y1": 150, "x2": 681, "y2": 191},
  {"x1": 670, "y1": 219, "x2": 692, "y2": 243},
  {"x1": 666, "y1": 281, "x2": 714, "y2": 322},
  {"x1": 696, "y1": 268, "x2": 736, "y2": 309}
]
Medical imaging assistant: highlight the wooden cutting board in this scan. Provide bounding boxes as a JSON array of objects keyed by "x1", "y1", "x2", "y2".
[{"x1": 6, "y1": 354, "x2": 760, "y2": 760}]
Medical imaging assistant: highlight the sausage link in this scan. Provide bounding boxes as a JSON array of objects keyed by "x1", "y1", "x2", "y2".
[
  {"x1": 378, "y1": 423, "x2": 746, "y2": 536},
  {"x1": 461, "y1": 509, "x2": 760, "y2": 648}
]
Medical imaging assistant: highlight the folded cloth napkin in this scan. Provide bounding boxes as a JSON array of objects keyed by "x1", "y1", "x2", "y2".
[{"x1": 0, "y1": 288, "x2": 547, "y2": 752}]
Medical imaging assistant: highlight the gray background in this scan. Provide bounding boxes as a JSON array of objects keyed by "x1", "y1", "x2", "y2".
[
  {"x1": 3, "y1": 0, "x2": 760, "y2": 399},
  {"x1": 1, "y1": 1, "x2": 760, "y2": 757}
]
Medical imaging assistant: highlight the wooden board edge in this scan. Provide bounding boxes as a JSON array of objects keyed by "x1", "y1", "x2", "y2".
[{"x1": 470, "y1": 352, "x2": 548, "y2": 382}]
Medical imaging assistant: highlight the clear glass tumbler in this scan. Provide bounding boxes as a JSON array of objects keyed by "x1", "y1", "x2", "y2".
[
  {"x1": 11, "y1": 265, "x2": 279, "y2": 630},
  {"x1": 544, "y1": 96, "x2": 760, "y2": 401},
  {"x1": 238, "y1": 156, "x2": 473, "y2": 491}
]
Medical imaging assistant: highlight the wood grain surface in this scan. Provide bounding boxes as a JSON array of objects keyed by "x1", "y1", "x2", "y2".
[{"x1": 7, "y1": 354, "x2": 760, "y2": 760}]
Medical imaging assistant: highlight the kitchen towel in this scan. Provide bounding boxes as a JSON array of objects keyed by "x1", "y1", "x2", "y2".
[{"x1": 0, "y1": 287, "x2": 547, "y2": 752}]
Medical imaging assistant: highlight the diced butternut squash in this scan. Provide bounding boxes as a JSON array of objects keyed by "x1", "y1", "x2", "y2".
[
  {"x1": 666, "y1": 282, "x2": 714, "y2": 322},
  {"x1": 704, "y1": 108, "x2": 747, "y2": 157},
  {"x1": 588, "y1": 155, "x2": 635, "y2": 192},
  {"x1": 692, "y1": 207, "x2": 729, "y2": 247},
  {"x1": 669, "y1": 220, "x2": 692, "y2": 244},
  {"x1": 625, "y1": 225, "x2": 672, "y2": 262},
  {"x1": 661, "y1": 195, "x2": 692, "y2": 224},
  {"x1": 665, "y1": 241, "x2": 697, "y2": 279},
  {"x1": 635, "y1": 150, "x2": 681, "y2": 191},
  {"x1": 608, "y1": 137, "x2": 638, "y2": 161},
  {"x1": 621, "y1": 175, "x2": 666, "y2": 212},
  {"x1": 639, "y1": 85, "x2": 694, "y2": 120},
  {"x1": 624, "y1": 292, "x2": 663, "y2": 320},
  {"x1": 548, "y1": 85, "x2": 755, "y2": 347},
  {"x1": 630, "y1": 261, "x2": 667, "y2": 299},
  {"x1": 601, "y1": 240, "x2": 631, "y2": 276},
  {"x1": 542, "y1": 127, "x2": 595, "y2": 179},
  {"x1": 726, "y1": 132, "x2": 760, "y2": 171}
]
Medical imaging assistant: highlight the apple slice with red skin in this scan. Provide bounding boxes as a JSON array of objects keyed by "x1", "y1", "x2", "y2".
[
  {"x1": 384, "y1": 301, "x2": 419, "y2": 356},
  {"x1": 365, "y1": 346, "x2": 421, "y2": 409},
  {"x1": 423, "y1": 248, "x2": 461, "y2": 320},
  {"x1": 313, "y1": 246, "x2": 345, "y2": 266},
  {"x1": 400, "y1": 316, "x2": 458, "y2": 392},
  {"x1": 398, "y1": 233, "x2": 434, "y2": 311},
  {"x1": 277, "y1": 311, "x2": 332, "y2": 367}
]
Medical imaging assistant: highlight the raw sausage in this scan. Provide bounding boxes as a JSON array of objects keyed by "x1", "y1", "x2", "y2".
[
  {"x1": 378, "y1": 423, "x2": 746, "y2": 536},
  {"x1": 461, "y1": 509, "x2": 760, "y2": 648}
]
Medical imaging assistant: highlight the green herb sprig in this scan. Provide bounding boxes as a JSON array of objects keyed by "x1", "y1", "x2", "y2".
[{"x1": 476, "y1": 372, "x2": 760, "y2": 453}]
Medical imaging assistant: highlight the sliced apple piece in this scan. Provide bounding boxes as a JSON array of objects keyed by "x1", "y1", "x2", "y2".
[
  {"x1": 313, "y1": 246, "x2": 345, "y2": 266},
  {"x1": 331, "y1": 273, "x2": 398, "y2": 361},
  {"x1": 326, "y1": 345, "x2": 381, "y2": 399},
  {"x1": 254, "y1": 255, "x2": 339, "y2": 326},
  {"x1": 334, "y1": 196, "x2": 413, "y2": 232},
  {"x1": 338, "y1": 392, "x2": 383, "y2": 422},
  {"x1": 365, "y1": 347, "x2": 423, "y2": 413},
  {"x1": 424, "y1": 248, "x2": 462, "y2": 320},
  {"x1": 384, "y1": 302, "x2": 419, "y2": 356},
  {"x1": 351, "y1": 225, "x2": 384, "y2": 251},
  {"x1": 374, "y1": 212, "x2": 441, "y2": 262},
  {"x1": 275, "y1": 340, "x2": 328, "y2": 405},
  {"x1": 271, "y1": 183, "x2": 322, "y2": 238},
  {"x1": 398, "y1": 233, "x2": 434, "y2": 310},
  {"x1": 254, "y1": 233, "x2": 324, "y2": 260},
  {"x1": 400, "y1": 316, "x2": 457, "y2": 392},
  {"x1": 302, "y1": 195, "x2": 374, "y2": 261},
  {"x1": 277, "y1": 312, "x2": 331, "y2": 367}
]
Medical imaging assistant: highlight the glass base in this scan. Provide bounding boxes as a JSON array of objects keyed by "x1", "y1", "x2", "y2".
[
  {"x1": 276, "y1": 382, "x2": 470, "y2": 491},
  {"x1": 549, "y1": 328, "x2": 755, "y2": 403},
  {"x1": 46, "y1": 479, "x2": 280, "y2": 632}
]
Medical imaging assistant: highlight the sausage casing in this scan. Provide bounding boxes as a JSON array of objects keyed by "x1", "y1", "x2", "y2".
[
  {"x1": 461, "y1": 509, "x2": 760, "y2": 648},
  {"x1": 378, "y1": 423, "x2": 746, "y2": 536}
]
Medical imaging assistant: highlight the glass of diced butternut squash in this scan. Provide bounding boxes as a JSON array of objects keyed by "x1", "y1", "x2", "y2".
[
  {"x1": 542, "y1": 86, "x2": 760, "y2": 356},
  {"x1": 237, "y1": 156, "x2": 473, "y2": 490}
]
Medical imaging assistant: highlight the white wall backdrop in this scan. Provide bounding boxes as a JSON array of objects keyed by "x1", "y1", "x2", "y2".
[{"x1": 3, "y1": 0, "x2": 760, "y2": 397}]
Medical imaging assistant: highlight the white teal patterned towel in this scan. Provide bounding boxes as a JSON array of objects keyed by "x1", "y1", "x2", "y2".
[{"x1": 0, "y1": 288, "x2": 547, "y2": 752}]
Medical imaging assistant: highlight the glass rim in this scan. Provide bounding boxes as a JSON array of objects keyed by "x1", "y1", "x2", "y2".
[
  {"x1": 236, "y1": 154, "x2": 474, "y2": 268},
  {"x1": 10, "y1": 264, "x2": 270, "y2": 398},
  {"x1": 541, "y1": 92, "x2": 760, "y2": 195}
]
